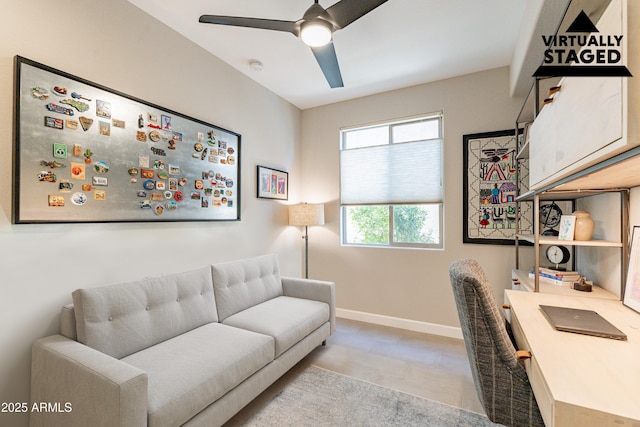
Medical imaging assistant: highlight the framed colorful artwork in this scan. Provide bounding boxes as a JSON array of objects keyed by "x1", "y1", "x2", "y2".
[
  {"x1": 13, "y1": 56, "x2": 241, "y2": 223},
  {"x1": 624, "y1": 226, "x2": 640, "y2": 314},
  {"x1": 462, "y1": 129, "x2": 532, "y2": 244},
  {"x1": 257, "y1": 165, "x2": 288, "y2": 200}
]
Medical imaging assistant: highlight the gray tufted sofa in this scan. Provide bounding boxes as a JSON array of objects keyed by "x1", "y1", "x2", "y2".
[{"x1": 30, "y1": 254, "x2": 335, "y2": 427}]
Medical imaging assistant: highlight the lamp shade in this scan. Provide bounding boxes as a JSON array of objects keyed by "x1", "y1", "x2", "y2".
[{"x1": 289, "y1": 203, "x2": 325, "y2": 226}]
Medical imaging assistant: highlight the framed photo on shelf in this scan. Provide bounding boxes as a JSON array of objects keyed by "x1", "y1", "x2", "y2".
[
  {"x1": 257, "y1": 165, "x2": 288, "y2": 200},
  {"x1": 623, "y1": 226, "x2": 640, "y2": 314},
  {"x1": 462, "y1": 129, "x2": 533, "y2": 245},
  {"x1": 558, "y1": 215, "x2": 576, "y2": 240}
]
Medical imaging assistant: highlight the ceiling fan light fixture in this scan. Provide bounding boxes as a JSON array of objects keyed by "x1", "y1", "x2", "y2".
[
  {"x1": 300, "y1": 19, "x2": 332, "y2": 47},
  {"x1": 199, "y1": 0, "x2": 390, "y2": 88}
]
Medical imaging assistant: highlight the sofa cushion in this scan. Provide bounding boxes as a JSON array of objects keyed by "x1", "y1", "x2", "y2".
[
  {"x1": 73, "y1": 266, "x2": 217, "y2": 359},
  {"x1": 212, "y1": 254, "x2": 284, "y2": 321},
  {"x1": 121, "y1": 323, "x2": 274, "y2": 427},
  {"x1": 223, "y1": 296, "x2": 330, "y2": 358},
  {"x1": 60, "y1": 304, "x2": 77, "y2": 340}
]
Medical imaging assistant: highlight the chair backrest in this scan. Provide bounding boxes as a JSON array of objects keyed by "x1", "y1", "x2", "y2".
[{"x1": 449, "y1": 259, "x2": 544, "y2": 427}]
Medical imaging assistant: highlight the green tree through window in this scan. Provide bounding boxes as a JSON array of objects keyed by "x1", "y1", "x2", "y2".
[
  {"x1": 348, "y1": 206, "x2": 389, "y2": 244},
  {"x1": 393, "y1": 205, "x2": 435, "y2": 244},
  {"x1": 345, "y1": 204, "x2": 438, "y2": 246}
]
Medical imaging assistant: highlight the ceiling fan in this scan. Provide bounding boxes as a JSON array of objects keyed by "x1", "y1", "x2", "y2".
[{"x1": 199, "y1": 0, "x2": 389, "y2": 88}]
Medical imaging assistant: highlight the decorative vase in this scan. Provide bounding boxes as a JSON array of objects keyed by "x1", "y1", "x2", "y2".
[{"x1": 573, "y1": 211, "x2": 595, "y2": 241}]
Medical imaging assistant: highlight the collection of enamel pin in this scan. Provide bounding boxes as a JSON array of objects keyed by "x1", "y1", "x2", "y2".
[{"x1": 32, "y1": 84, "x2": 236, "y2": 216}]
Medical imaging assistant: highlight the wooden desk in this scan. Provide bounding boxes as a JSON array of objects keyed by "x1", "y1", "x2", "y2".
[{"x1": 505, "y1": 290, "x2": 640, "y2": 427}]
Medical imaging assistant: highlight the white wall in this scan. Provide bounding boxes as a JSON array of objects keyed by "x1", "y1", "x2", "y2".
[
  {"x1": 0, "y1": 0, "x2": 632, "y2": 424},
  {"x1": 575, "y1": 193, "x2": 624, "y2": 296},
  {"x1": 0, "y1": 1, "x2": 302, "y2": 425},
  {"x1": 300, "y1": 67, "x2": 530, "y2": 332}
]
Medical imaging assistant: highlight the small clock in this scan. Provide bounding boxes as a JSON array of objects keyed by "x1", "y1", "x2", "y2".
[{"x1": 545, "y1": 245, "x2": 571, "y2": 269}]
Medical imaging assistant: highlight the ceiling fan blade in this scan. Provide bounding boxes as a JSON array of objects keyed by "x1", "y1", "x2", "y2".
[
  {"x1": 325, "y1": 0, "x2": 389, "y2": 29},
  {"x1": 311, "y1": 42, "x2": 344, "y2": 88},
  {"x1": 199, "y1": 15, "x2": 299, "y2": 36}
]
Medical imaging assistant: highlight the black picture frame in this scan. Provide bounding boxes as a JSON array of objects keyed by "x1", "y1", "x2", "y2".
[
  {"x1": 13, "y1": 56, "x2": 241, "y2": 223},
  {"x1": 256, "y1": 165, "x2": 288, "y2": 200},
  {"x1": 462, "y1": 129, "x2": 532, "y2": 244}
]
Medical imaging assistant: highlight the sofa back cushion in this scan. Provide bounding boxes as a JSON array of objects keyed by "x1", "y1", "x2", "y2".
[
  {"x1": 60, "y1": 304, "x2": 77, "y2": 341},
  {"x1": 212, "y1": 254, "x2": 283, "y2": 321},
  {"x1": 72, "y1": 266, "x2": 217, "y2": 359}
]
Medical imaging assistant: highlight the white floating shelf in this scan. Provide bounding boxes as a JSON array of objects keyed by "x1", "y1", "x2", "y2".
[{"x1": 516, "y1": 234, "x2": 622, "y2": 247}]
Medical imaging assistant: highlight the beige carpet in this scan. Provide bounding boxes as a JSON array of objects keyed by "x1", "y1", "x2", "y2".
[{"x1": 242, "y1": 366, "x2": 500, "y2": 426}]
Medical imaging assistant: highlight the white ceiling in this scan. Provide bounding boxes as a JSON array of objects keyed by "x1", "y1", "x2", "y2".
[{"x1": 127, "y1": 0, "x2": 529, "y2": 110}]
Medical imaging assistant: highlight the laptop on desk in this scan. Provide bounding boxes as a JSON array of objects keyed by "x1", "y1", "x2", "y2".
[{"x1": 539, "y1": 305, "x2": 628, "y2": 341}]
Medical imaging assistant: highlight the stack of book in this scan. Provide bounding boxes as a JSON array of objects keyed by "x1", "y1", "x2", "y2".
[{"x1": 529, "y1": 267, "x2": 581, "y2": 285}]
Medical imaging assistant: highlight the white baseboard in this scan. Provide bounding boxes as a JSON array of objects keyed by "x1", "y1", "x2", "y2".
[{"x1": 335, "y1": 308, "x2": 463, "y2": 340}]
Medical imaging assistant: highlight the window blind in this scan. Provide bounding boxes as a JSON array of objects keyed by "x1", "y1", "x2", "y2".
[{"x1": 340, "y1": 138, "x2": 443, "y2": 205}]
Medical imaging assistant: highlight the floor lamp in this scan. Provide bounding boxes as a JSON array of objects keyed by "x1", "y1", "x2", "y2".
[{"x1": 288, "y1": 203, "x2": 325, "y2": 278}]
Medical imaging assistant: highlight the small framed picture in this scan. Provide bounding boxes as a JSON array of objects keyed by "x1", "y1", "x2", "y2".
[
  {"x1": 558, "y1": 215, "x2": 576, "y2": 240},
  {"x1": 624, "y1": 226, "x2": 640, "y2": 314},
  {"x1": 257, "y1": 165, "x2": 288, "y2": 200}
]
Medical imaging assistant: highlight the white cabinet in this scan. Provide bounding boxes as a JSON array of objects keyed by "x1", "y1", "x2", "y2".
[
  {"x1": 514, "y1": 0, "x2": 640, "y2": 298},
  {"x1": 528, "y1": 0, "x2": 640, "y2": 190},
  {"x1": 529, "y1": 76, "x2": 623, "y2": 188}
]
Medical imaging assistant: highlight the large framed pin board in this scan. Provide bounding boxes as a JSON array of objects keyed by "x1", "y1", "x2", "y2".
[{"x1": 12, "y1": 56, "x2": 241, "y2": 223}]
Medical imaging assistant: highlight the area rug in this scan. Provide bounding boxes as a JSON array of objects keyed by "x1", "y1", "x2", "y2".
[{"x1": 242, "y1": 366, "x2": 499, "y2": 426}]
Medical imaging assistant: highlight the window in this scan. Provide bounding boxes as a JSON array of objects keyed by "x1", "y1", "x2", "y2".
[{"x1": 340, "y1": 113, "x2": 444, "y2": 249}]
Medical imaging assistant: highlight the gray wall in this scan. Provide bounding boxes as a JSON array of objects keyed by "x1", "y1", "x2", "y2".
[
  {"x1": 300, "y1": 67, "x2": 529, "y2": 331},
  {"x1": 6, "y1": 1, "x2": 613, "y2": 426},
  {"x1": 0, "y1": 1, "x2": 302, "y2": 425}
]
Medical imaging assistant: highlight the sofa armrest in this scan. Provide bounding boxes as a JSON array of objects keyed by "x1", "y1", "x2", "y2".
[
  {"x1": 281, "y1": 277, "x2": 336, "y2": 335},
  {"x1": 30, "y1": 335, "x2": 148, "y2": 427}
]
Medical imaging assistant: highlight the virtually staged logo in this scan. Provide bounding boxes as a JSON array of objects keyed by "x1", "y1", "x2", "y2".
[{"x1": 534, "y1": 10, "x2": 632, "y2": 77}]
